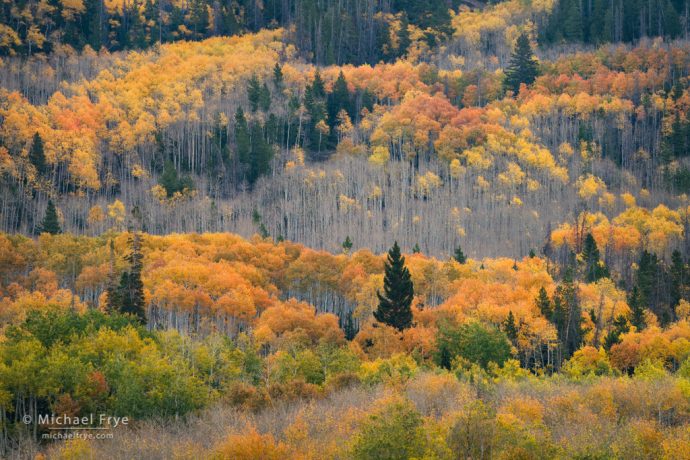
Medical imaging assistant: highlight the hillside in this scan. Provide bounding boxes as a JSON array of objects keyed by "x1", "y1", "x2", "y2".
[{"x1": 2, "y1": 0, "x2": 690, "y2": 458}]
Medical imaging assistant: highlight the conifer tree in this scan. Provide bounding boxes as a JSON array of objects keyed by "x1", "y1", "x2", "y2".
[
  {"x1": 235, "y1": 107, "x2": 251, "y2": 173},
  {"x1": 259, "y1": 82, "x2": 271, "y2": 112},
  {"x1": 628, "y1": 286, "x2": 646, "y2": 331},
  {"x1": 159, "y1": 160, "x2": 180, "y2": 197},
  {"x1": 305, "y1": 70, "x2": 329, "y2": 153},
  {"x1": 504, "y1": 311, "x2": 518, "y2": 343},
  {"x1": 552, "y1": 270, "x2": 582, "y2": 361},
  {"x1": 562, "y1": 0, "x2": 584, "y2": 41},
  {"x1": 604, "y1": 315, "x2": 630, "y2": 350},
  {"x1": 503, "y1": 32, "x2": 540, "y2": 95},
  {"x1": 342, "y1": 236, "x2": 353, "y2": 253},
  {"x1": 247, "y1": 74, "x2": 262, "y2": 112},
  {"x1": 454, "y1": 245, "x2": 466, "y2": 264},
  {"x1": 328, "y1": 71, "x2": 352, "y2": 123},
  {"x1": 343, "y1": 311, "x2": 358, "y2": 340},
  {"x1": 670, "y1": 249, "x2": 687, "y2": 310},
  {"x1": 118, "y1": 233, "x2": 147, "y2": 323},
  {"x1": 635, "y1": 250, "x2": 666, "y2": 321},
  {"x1": 375, "y1": 242, "x2": 414, "y2": 331},
  {"x1": 536, "y1": 286, "x2": 552, "y2": 318},
  {"x1": 582, "y1": 233, "x2": 609, "y2": 282},
  {"x1": 247, "y1": 121, "x2": 273, "y2": 185},
  {"x1": 396, "y1": 14, "x2": 411, "y2": 58},
  {"x1": 105, "y1": 239, "x2": 121, "y2": 313},
  {"x1": 29, "y1": 132, "x2": 47, "y2": 176},
  {"x1": 40, "y1": 200, "x2": 61, "y2": 235},
  {"x1": 273, "y1": 63, "x2": 284, "y2": 90}
]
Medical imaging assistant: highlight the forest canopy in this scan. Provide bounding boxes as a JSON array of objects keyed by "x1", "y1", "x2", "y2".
[{"x1": 2, "y1": 0, "x2": 690, "y2": 458}]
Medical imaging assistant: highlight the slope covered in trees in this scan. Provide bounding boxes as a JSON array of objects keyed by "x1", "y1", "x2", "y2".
[
  {"x1": 0, "y1": 0, "x2": 485, "y2": 64},
  {"x1": 2, "y1": 11, "x2": 690, "y2": 258},
  {"x1": 3, "y1": 0, "x2": 690, "y2": 457},
  {"x1": 1, "y1": 230, "x2": 690, "y2": 457}
]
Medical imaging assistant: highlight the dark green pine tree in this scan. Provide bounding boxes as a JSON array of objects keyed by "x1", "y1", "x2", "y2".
[
  {"x1": 628, "y1": 286, "x2": 646, "y2": 331},
  {"x1": 273, "y1": 63, "x2": 284, "y2": 91},
  {"x1": 247, "y1": 121, "x2": 273, "y2": 186},
  {"x1": 29, "y1": 132, "x2": 47, "y2": 176},
  {"x1": 503, "y1": 32, "x2": 540, "y2": 95},
  {"x1": 396, "y1": 14, "x2": 412, "y2": 58},
  {"x1": 305, "y1": 70, "x2": 329, "y2": 152},
  {"x1": 635, "y1": 250, "x2": 665, "y2": 321},
  {"x1": 105, "y1": 239, "x2": 121, "y2": 313},
  {"x1": 536, "y1": 286, "x2": 552, "y2": 318},
  {"x1": 118, "y1": 233, "x2": 147, "y2": 323},
  {"x1": 412, "y1": 243, "x2": 421, "y2": 254},
  {"x1": 327, "y1": 71, "x2": 353, "y2": 126},
  {"x1": 343, "y1": 311, "x2": 358, "y2": 341},
  {"x1": 551, "y1": 289, "x2": 566, "y2": 335},
  {"x1": 453, "y1": 245, "x2": 466, "y2": 264},
  {"x1": 259, "y1": 83, "x2": 271, "y2": 112},
  {"x1": 503, "y1": 310, "x2": 518, "y2": 343},
  {"x1": 581, "y1": 233, "x2": 609, "y2": 282},
  {"x1": 562, "y1": 0, "x2": 584, "y2": 41},
  {"x1": 663, "y1": 111, "x2": 686, "y2": 163},
  {"x1": 247, "y1": 74, "x2": 262, "y2": 112},
  {"x1": 159, "y1": 160, "x2": 180, "y2": 197},
  {"x1": 40, "y1": 200, "x2": 61, "y2": 235},
  {"x1": 670, "y1": 249, "x2": 688, "y2": 310},
  {"x1": 603, "y1": 314, "x2": 630, "y2": 350},
  {"x1": 235, "y1": 107, "x2": 251, "y2": 171},
  {"x1": 211, "y1": 112, "x2": 230, "y2": 167},
  {"x1": 375, "y1": 242, "x2": 414, "y2": 331},
  {"x1": 342, "y1": 235, "x2": 353, "y2": 253},
  {"x1": 553, "y1": 269, "x2": 582, "y2": 360}
]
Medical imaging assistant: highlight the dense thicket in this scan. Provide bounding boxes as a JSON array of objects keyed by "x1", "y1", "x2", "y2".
[
  {"x1": 0, "y1": 0, "x2": 480, "y2": 64},
  {"x1": 544, "y1": 0, "x2": 690, "y2": 44}
]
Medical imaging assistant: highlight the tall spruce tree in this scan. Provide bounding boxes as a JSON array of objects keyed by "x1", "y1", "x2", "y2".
[
  {"x1": 342, "y1": 236, "x2": 353, "y2": 253},
  {"x1": 375, "y1": 241, "x2": 414, "y2": 331},
  {"x1": 29, "y1": 132, "x2": 47, "y2": 176},
  {"x1": 454, "y1": 245, "x2": 466, "y2": 264},
  {"x1": 503, "y1": 32, "x2": 540, "y2": 95},
  {"x1": 670, "y1": 249, "x2": 688, "y2": 310},
  {"x1": 536, "y1": 286, "x2": 552, "y2": 318},
  {"x1": 40, "y1": 200, "x2": 61, "y2": 235},
  {"x1": 273, "y1": 63, "x2": 284, "y2": 90},
  {"x1": 118, "y1": 233, "x2": 147, "y2": 323},
  {"x1": 235, "y1": 107, "x2": 251, "y2": 177},
  {"x1": 628, "y1": 286, "x2": 646, "y2": 331},
  {"x1": 582, "y1": 233, "x2": 609, "y2": 282},
  {"x1": 247, "y1": 121, "x2": 273, "y2": 186},
  {"x1": 504, "y1": 311, "x2": 518, "y2": 343},
  {"x1": 105, "y1": 239, "x2": 121, "y2": 313},
  {"x1": 635, "y1": 250, "x2": 669, "y2": 322},
  {"x1": 247, "y1": 74, "x2": 262, "y2": 112}
]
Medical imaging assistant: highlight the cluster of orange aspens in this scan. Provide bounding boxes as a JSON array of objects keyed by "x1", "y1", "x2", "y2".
[{"x1": 1, "y1": 230, "x2": 689, "y2": 375}]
